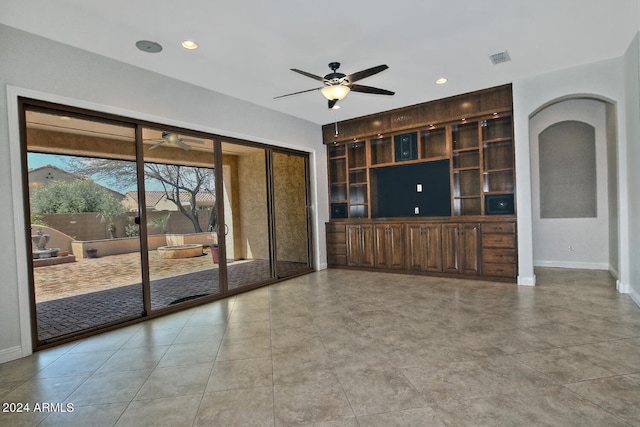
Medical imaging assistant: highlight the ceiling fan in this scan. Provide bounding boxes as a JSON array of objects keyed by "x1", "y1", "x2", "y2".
[
  {"x1": 145, "y1": 132, "x2": 205, "y2": 150},
  {"x1": 274, "y1": 62, "x2": 394, "y2": 109}
]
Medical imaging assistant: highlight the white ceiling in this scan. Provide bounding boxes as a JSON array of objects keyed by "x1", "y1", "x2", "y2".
[{"x1": 1, "y1": 1, "x2": 638, "y2": 125}]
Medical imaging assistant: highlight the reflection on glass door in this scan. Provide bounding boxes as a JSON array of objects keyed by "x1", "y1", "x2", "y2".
[
  {"x1": 22, "y1": 103, "x2": 316, "y2": 347},
  {"x1": 272, "y1": 151, "x2": 312, "y2": 278},
  {"x1": 221, "y1": 142, "x2": 275, "y2": 290},
  {"x1": 141, "y1": 128, "x2": 220, "y2": 310},
  {"x1": 25, "y1": 109, "x2": 144, "y2": 345}
]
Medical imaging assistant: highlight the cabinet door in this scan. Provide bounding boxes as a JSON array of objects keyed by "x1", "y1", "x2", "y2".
[
  {"x1": 406, "y1": 223, "x2": 442, "y2": 272},
  {"x1": 405, "y1": 224, "x2": 424, "y2": 271},
  {"x1": 346, "y1": 225, "x2": 361, "y2": 267},
  {"x1": 423, "y1": 224, "x2": 443, "y2": 272},
  {"x1": 387, "y1": 224, "x2": 404, "y2": 269},
  {"x1": 360, "y1": 224, "x2": 375, "y2": 268},
  {"x1": 442, "y1": 223, "x2": 480, "y2": 275},
  {"x1": 442, "y1": 223, "x2": 461, "y2": 274},
  {"x1": 374, "y1": 225, "x2": 389, "y2": 269},
  {"x1": 461, "y1": 223, "x2": 481, "y2": 275}
]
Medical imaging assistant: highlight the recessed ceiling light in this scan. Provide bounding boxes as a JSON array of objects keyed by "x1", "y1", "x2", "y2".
[
  {"x1": 136, "y1": 40, "x2": 163, "y2": 53},
  {"x1": 181, "y1": 40, "x2": 198, "y2": 50},
  {"x1": 435, "y1": 78, "x2": 448, "y2": 85}
]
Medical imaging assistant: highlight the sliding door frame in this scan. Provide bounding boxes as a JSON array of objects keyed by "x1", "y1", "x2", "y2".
[{"x1": 18, "y1": 97, "x2": 314, "y2": 350}]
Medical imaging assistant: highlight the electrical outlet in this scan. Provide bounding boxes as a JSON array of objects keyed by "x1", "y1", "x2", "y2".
[
  {"x1": 414, "y1": 207, "x2": 420, "y2": 214},
  {"x1": 416, "y1": 183, "x2": 422, "y2": 193}
]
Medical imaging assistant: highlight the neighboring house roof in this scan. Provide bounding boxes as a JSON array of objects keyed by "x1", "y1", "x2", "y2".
[
  {"x1": 125, "y1": 191, "x2": 166, "y2": 209},
  {"x1": 124, "y1": 191, "x2": 215, "y2": 211}
]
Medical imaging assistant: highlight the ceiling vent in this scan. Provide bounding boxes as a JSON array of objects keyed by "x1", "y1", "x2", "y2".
[{"x1": 489, "y1": 50, "x2": 511, "y2": 65}]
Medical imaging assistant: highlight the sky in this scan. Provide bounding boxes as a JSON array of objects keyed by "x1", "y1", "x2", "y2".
[
  {"x1": 28, "y1": 152, "x2": 133, "y2": 191},
  {"x1": 27, "y1": 152, "x2": 213, "y2": 193}
]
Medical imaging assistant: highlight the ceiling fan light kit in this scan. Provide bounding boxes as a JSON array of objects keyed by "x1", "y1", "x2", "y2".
[{"x1": 320, "y1": 85, "x2": 350, "y2": 101}]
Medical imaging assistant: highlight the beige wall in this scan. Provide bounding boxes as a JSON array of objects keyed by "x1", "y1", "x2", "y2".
[
  {"x1": 273, "y1": 153, "x2": 308, "y2": 263},
  {"x1": 237, "y1": 149, "x2": 269, "y2": 260},
  {"x1": 39, "y1": 210, "x2": 212, "y2": 241}
]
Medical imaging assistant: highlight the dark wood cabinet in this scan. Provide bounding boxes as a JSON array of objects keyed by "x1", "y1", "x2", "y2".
[
  {"x1": 324, "y1": 84, "x2": 517, "y2": 283},
  {"x1": 328, "y1": 218, "x2": 514, "y2": 282},
  {"x1": 442, "y1": 223, "x2": 481, "y2": 275},
  {"x1": 374, "y1": 224, "x2": 404, "y2": 269},
  {"x1": 481, "y1": 221, "x2": 517, "y2": 279},
  {"x1": 405, "y1": 223, "x2": 443, "y2": 272},
  {"x1": 346, "y1": 224, "x2": 374, "y2": 267},
  {"x1": 326, "y1": 85, "x2": 515, "y2": 220},
  {"x1": 326, "y1": 223, "x2": 347, "y2": 266}
]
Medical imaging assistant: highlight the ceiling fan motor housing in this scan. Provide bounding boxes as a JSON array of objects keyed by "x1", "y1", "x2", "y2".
[{"x1": 325, "y1": 62, "x2": 347, "y2": 84}]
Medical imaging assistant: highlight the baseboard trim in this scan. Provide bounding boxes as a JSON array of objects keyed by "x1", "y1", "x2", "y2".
[
  {"x1": 518, "y1": 274, "x2": 536, "y2": 286},
  {"x1": 534, "y1": 260, "x2": 609, "y2": 270},
  {"x1": 0, "y1": 346, "x2": 24, "y2": 364},
  {"x1": 618, "y1": 280, "x2": 640, "y2": 308},
  {"x1": 609, "y1": 265, "x2": 619, "y2": 280}
]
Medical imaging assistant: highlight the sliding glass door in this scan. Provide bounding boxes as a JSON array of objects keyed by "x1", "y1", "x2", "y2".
[
  {"x1": 220, "y1": 141, "x2": 275, "y2": 291},
  {"x1": 141, "y1": 127, "x2": 220, "y2": 310},
  {"x1": 21, "y1": 100, "x2": 314, "y2": 348},
  {"x1": 272, "y1": 151, "x2": 312, "y2": 278},
  {"x1": 25, "y1": 108, "x2": 144, "y2": 345}
]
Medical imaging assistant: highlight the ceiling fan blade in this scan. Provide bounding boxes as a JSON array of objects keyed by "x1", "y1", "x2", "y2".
[
  {"x1": 180, "y1": 138, "x2": 205, "y2": 144},
  {"x1": 350, "y1": 84, "x2": 395, "y2": 96},
  {"x1": 274, "y1": 87, "x2": 323, "y2": 99},
  {"x1": 176, "y1": 140, "x2": 192, "y2": 150},
  {"x1": 148, "y1": 141, "x2": 165, "y2": 150},
  {"x1": 328, "y1": 99, "x2": 338, "y2": 109},
  {"x1": 347, "y1": 65, "x2": 389, "y2": 83},
  {"x1": 291, "y1": 68, "x2": 326, "y2": 82}
]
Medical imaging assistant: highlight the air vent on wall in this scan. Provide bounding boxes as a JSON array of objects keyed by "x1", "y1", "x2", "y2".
[{"x1": 489, "y1": 50, "x2": 511, "y2": 65}]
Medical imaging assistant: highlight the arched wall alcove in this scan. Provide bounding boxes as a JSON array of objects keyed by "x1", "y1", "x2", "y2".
[{"x1": 528, "y1": 97, "x2": 619, "y2": 276}]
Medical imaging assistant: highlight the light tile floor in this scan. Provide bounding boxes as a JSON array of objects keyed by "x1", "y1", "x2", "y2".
[{"x1": 1, "y1": 267, "x2": 639, "y2": 426}]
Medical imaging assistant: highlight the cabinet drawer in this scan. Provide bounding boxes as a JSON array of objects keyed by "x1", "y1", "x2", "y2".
[
  {"x1": 326, "y1": 232, "x2": 346, "y2": 244},
  {"x1": 327, "y1": 243, "x2": 346, "y2": 255},
  {"x1": 328, "y1": 254, "x2": 347, "y2": 265},
  {"x1": 482, "y1": 234, "x2": 515, "y2": 248},
  {"x1": 482, "y1": 262, "x2": 516, "y2": 278},
  {"x1": 483, "y1": 248, "x2": 516, "y2": 264},
  {"x1": 483, "y1": 222, "x2": 515, "y2": 234},
  {"x1": 326, "y1": 223, "x2": 346, "y2": 233}
]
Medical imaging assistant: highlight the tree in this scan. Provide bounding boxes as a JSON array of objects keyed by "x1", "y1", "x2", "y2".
[
  {"x1": 68, "y1": 158, "x2": 216, "y2": 233},
  {"x1": 31, "y1": 179, "x2": 119, "y2": 214},
  {"x1": 31, "y1": 179, "x2": 127, "y2": 238},
  {"x1": 148, "y1": 211, "x2": 171, "y2": 234}
]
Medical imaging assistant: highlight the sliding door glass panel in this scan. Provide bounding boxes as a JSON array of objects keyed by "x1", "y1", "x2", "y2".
[
  {"x1": 25, "y1": 109, "x2": 143, "y2": 344},
  {"x1": 221, "y1": 142, "x2": 274, "y2": 290},
  {"x1": 141, "y1": 128, "x2": 219, "y2": 310},
  {"x1": 272, "y1": 151, "x2": 312, "y2": 278}
]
